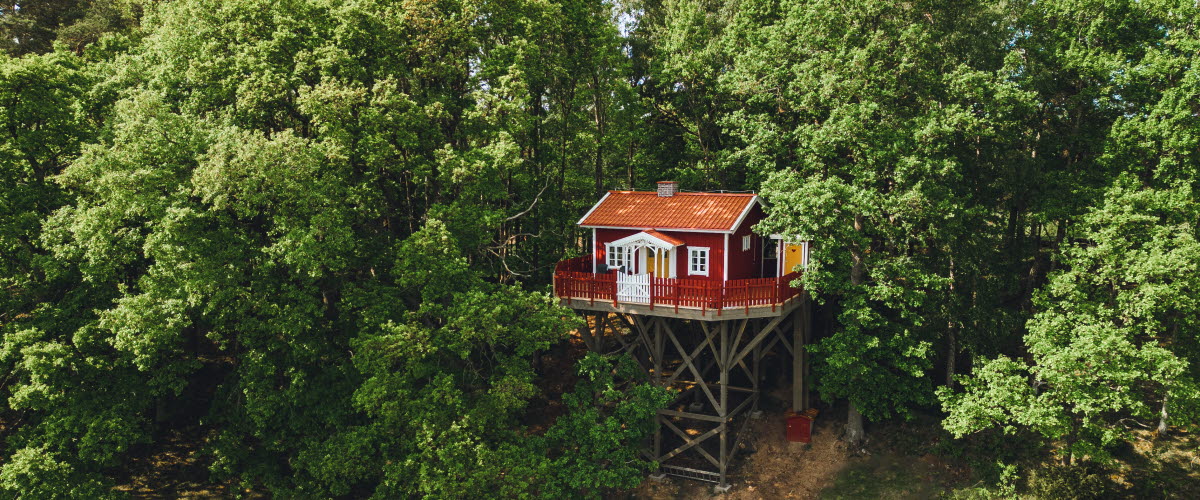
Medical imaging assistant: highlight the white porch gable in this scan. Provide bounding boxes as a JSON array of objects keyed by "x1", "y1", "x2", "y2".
[
  {"x1": 609, "y1": 230, "x2": 683, "y2": 250},
  {"x1": 605, "y1": 230, "x2": 682, "y2": 278}
]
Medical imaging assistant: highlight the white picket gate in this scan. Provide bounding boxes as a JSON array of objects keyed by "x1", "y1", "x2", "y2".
[{"x1": 616, "y1": 273, "x2": 651, "y2": 304}]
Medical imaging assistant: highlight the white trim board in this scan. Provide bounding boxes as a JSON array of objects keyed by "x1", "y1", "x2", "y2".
[
  {"x1": 726, "y1": 195, "x2": 760, "y2": 232},
  {"x1": 575, "y1": 192, "x2": 611, "y2": 226},
  {"x1": 723, "y1": 233, "x2": 729, "y2": 281}
]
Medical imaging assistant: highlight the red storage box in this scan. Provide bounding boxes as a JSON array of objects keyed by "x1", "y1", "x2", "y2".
[{"x1": 786, "y1": 409, "x2": 819, "y2": 443}]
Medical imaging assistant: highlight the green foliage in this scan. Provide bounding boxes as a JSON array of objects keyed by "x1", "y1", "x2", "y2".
[
  {"x1": 942, "y1": 175, "x2": 1200, "y2": 463},
  {"x1": 944, "y1": 182, "x2": 1197, "y2": 459},
  {"x1": 941, "y1": 2, "x2": 1200, "y2": 475},
  {"x1": 0, "y1": 50, "x2": 90, "y2": 315},
  {"x1": 534, "y1": 353, "x2": 672, "y2": 497},
  {"x1": 735, "y1": 0, "x2": 1023, "y2": 420},
  {"x1": 2, "y1": 0, "x2": 664, "y2": 495},
  {"x1": 1027, "y1": 464, "x2": 1112, "y2": 500},
  {"x1": 2, "y1": 0, "x2": 1199, "y2": 495},
  {"x1": 0, "y1": 445, "x2": 115, "y2": 499}
]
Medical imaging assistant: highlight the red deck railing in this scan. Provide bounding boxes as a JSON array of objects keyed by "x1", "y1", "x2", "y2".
[{"x1": 553, "y1": 254, "x2": 803, "y2": 315}]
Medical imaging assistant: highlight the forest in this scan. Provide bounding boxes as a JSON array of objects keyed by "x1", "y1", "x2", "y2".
[{"x1": 1, "y1": 0, "x2": 1198, "y2": 498}]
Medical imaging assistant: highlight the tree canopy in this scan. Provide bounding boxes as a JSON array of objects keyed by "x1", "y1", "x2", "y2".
[{"x1": 1, "y1": 0, "x2": 1198, "y2": 496}]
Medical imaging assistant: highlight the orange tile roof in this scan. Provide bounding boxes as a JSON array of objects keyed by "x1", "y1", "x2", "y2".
[
  {"x1": 578, "y1": 191, "x2": 758, "y2": 231},
  {"x1": 643, "y1": 229, "x2": 685, "y2": 246}
]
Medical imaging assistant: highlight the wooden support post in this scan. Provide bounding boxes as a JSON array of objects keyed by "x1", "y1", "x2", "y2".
[
  {"x1": 792, "y1": 301, "x2": 806, "y2": 412},
  {"x1": 718, "y1": 321, "x2": 729, "y2": 487},
  {"x1": 583, "y1": 307, "x2": 796, "y2": 486},
  {"x1": 654, "y1": 318, "x2": 664, "y2": 385},
  {"x1": 803, "y1": 296, "x2": 812, "y2": 410},
  {"x1": 595, "y1": 314, "x2": 604, "y2": 352},
  {"x1": 752, "y1": 319, "x2": 762, "y2": 414},
  {"x1": 653, "y1": 317, "x2": 663, "y2": 462},
  {"x1": 579, "y1": 314, "x2": 594, "y2": 351}
]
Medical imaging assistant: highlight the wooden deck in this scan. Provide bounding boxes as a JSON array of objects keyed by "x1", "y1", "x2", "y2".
[{"x1": 553, "y1": 255, "x2": 804, "y2": 321}]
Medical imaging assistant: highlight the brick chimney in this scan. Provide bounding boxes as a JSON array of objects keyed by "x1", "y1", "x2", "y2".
[{"x1": 657, "y1": 181, "x2": 678, "y2": 197}]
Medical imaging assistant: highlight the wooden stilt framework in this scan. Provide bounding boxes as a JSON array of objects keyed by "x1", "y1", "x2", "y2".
[{"x1": 575, "y1": 296, "x2": 811, "y2": 490}]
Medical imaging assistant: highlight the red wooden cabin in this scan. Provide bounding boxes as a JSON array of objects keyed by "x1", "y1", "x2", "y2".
[{"x1": 554, "y1": 181, "x2": 809, "y2": 316}]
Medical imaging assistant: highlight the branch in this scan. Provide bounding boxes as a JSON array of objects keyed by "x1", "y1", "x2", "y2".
[{"x1": 505, "y1": 177, "x2": 551, "y2": 222}]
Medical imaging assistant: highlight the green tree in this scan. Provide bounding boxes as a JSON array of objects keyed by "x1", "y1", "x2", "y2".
[
  {"x1": 942, "y1": 178, "x2": 1199, "y2": 464},
  {"x1": 724, "y1": 0, "x2": 1027, "y2": 443},
  {"x1": 941, "y1": 0, "x2": 1200, "y2": 469},
  {"x1": 0, "y1": 50, "x2": 89, "y2": 319},
  {"x1": 0, "y1": 1, "x2": 82, "y2": 55},
  {"x1": 1, "y1": 0, "x2": 664, "y2": 495}
]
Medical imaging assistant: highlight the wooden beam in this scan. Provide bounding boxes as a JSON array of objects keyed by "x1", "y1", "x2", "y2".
[
  {"x1": 579, "y1": 313, "x2": 595, "y2": 351},
  {"x1": 630, "y1": 315, "x2": 654, "y2": 354},
  {"x1": 793, "y1": 304, "x2": 805, "y2": 412},
  {"x1": 725, "y1": 318, "x2": 750, "y2": 368},
  {"x1": 719, "y1": 321, "x2": 729, "y2": 484},
  {"x1": 663, "y1": 320, "x2": 718, "y2": 387},
  {"x1": 729, "y1": 312, "x2": 792, "y2": 369},
  {"x1": 658, "y1": 408, "x2": 724, "y2": 423},
  {"x1": 660, "y1": 420, "x2": 722, "y2": 468},
  {"x1": 727, "y1": 393, "x2": 756, "y2": 420},
  {"x1": 662, "y1": 320, "x2": 720, "y2": 410},
  {"x1": 595, "y1": 313, "x2": 607, "y2": 353},
  {"x1": 765, "y1": 329, "x2": 793, "y2": 356},
  {"x1": 803, "y1": 296, "x2": 812, "y2": 409},
  {"x1": 612, "y1": 312, "x2": 636, "y2": 332}
]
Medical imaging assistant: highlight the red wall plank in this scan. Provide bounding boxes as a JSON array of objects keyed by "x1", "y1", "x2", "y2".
[
  {"x1": 726, "y1": 205, "x2": 766, "y2": 280},
  {"x1": 594, "y1": 228, "x2": 726, "y2": 281}
]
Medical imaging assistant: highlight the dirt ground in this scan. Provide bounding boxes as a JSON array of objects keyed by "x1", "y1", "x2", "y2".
[
  {"x1": 626, "y1": 397, "x2": 974, "y2": 500},
  {"x1": 630, "y1": 404, "x2": 851, "y2": 500}
]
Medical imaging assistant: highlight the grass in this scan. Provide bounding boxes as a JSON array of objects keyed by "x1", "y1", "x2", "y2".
[{"x1": 819, "y1": 452, "x2": 951, "y2": 499}]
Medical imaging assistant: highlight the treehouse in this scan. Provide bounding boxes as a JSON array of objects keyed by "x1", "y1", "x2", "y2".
[
  {"x1": 553, "y1": 181, "x2": 809, "y2": 318},
  {"x1": 552, "y1": 181, "x2": 814, "y2": 491}
]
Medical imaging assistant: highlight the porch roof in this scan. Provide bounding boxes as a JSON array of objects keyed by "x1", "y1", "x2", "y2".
[{"x1": 608, "y1": 230, "x2": 684, "y2": 250}]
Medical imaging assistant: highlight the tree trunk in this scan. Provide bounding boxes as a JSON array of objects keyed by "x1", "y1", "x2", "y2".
[
  {"x1": 592, "y1": 73, "x2": 606, "y2": 199},
  {"x1": 155, "y1": 396, "x2": 169, "y2": 424},
  {"x1": 945, "y1": 256, "x2": 957, "y2": 387},
  {"x1": 1157, "y1": 393, "x2": 1170, "y2": 436},
  {"x1": 845, "y1": 214, "x2": 867, "y2": 446},
  {"x1": 945, "y1": 324, "x2": 957, "y2": 387},
  {"x1": 627, "y1": 140, "x2": 635, "y2": 189},
  {"x1": 845, "y1": 401, "x2": 865, "y2": 447},
  {"x1": 1158, "y1": 319, "x2": 1178, "y2": 436}
]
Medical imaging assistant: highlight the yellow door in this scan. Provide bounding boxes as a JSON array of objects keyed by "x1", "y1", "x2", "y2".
[
  {"x1": 647, "y1": 250, "x2": 669, "y2": 277},
  {"x1": 783, "y1": 243, "x2": 805, "y2": 274}
]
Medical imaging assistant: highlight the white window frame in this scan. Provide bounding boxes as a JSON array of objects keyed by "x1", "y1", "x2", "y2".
[
  {"x1": 688, "y1": 247, "x2": 710, "y2": 276},
  {"x1": 742, "y1": 235, "x2": 751, "y2": 251},
  {"x1": 606, "y1": 244, "x2": 629, "y2": 271}
]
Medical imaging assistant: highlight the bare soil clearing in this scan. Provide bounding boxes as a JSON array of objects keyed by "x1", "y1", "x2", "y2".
[{"x1": 626, "y1": 400, "x2": 971, "y2": 500}]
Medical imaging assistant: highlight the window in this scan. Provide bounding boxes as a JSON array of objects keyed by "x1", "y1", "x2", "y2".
[
  {"x1": 688, "y1": 247, "x2": 709, "y2": 276},
  {"x1": 742, "y1": 235, "x2": 751, "y2": 251},
  {"x1": 606, "y1": 245, "x2": 629, "y2": 271}
]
